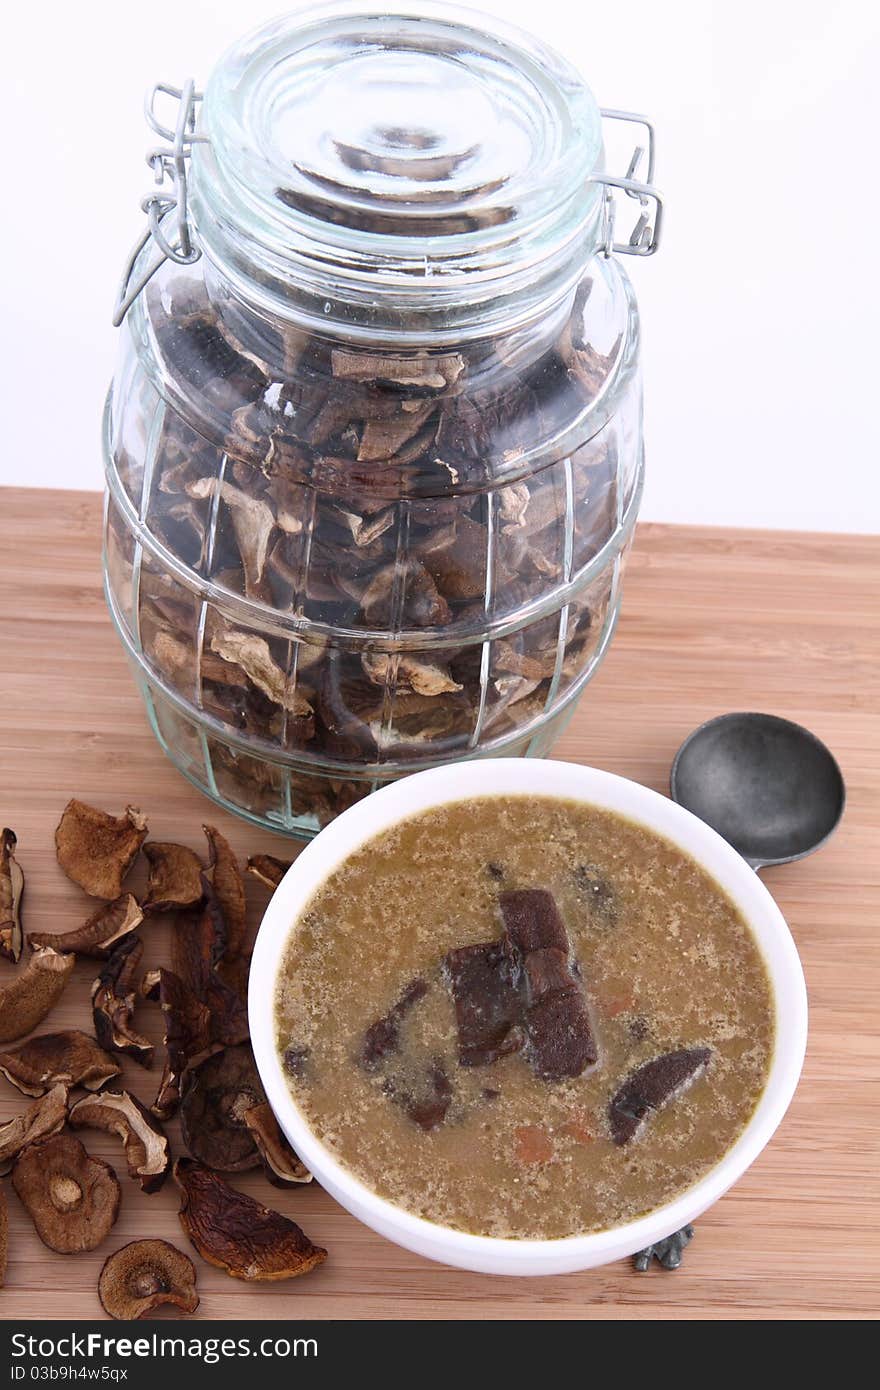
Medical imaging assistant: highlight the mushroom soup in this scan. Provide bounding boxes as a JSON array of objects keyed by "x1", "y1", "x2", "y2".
[{"x1": 275, "y1": 796, "x2": 774, "y2": 1239}]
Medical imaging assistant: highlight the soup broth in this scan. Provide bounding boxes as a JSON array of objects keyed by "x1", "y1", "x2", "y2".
[{"x1": 275, "y1": 796, "x2": 774, "y2": 1239}]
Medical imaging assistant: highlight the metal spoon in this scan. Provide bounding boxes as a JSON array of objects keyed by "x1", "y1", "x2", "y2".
[{"x1": 670, "y1": 712, "x2": 845, "y2": 870}]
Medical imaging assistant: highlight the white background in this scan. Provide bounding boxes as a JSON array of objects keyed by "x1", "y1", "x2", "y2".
[{"x1": 2, "y1": 0, "x2": 878, "y2": 532}]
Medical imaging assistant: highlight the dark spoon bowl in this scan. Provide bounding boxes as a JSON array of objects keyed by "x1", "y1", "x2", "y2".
[{"x1": 670, "y1": 712, "x2": 845, "y2": 870}]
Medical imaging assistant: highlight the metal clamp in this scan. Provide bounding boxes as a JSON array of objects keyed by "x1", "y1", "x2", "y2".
[
  {"x1": 113, "y1": 81, "x2": 207, "y2": 326},
  {"x1": 591, "y1": 110, "x2": 663, "y2": 257}
]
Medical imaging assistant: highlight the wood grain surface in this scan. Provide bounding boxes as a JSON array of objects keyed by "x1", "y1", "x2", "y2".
[{"x1": 0, "y1": 487, "x2": 877, "y2": 1321}]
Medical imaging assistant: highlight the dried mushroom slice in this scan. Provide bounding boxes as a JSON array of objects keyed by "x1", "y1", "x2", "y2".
[
  {"x1": 69, "y1": 1091, "x2": 170, "y2": 1193},
  {"x1": 91, "y1": 936, "x2": 153, "y2": 1066},
  {"x1": 142, "y1": 842, "x2": 204, "y2": 914},
  {"x1": 243, "y1": 1102, "x2": 311, "y2": 1186},
  {"x1": 0, "y1": 946, "x2": 75, "y2": 1044},
  {"x1": 0, "y1": 1083, "x2": 68, "y2": 1174},
  {"x1": 99, "y1": 1239, "x2": 199, "y2": 1320},
  {"x1": 187, "y1": 479, "x2": 275, "y2": 598},
  {"x1": 180, "y1": 1045, "x2": 264, "y2": 1172},
  {"x1": 609, "y1": 1047, "x2": 713, "y2": 1146},
  {"x1": 143, "y1": 968, "x2": 211, "y2": 1121},
  {"x1": 337, "y1": 504, "x2": 395, "y2": 547},
  {"x1": 209, "y1": 627, "x2": 312, "y2": 717},
  {"x1": 13, "y1": 1133, "x2": 121, "y2": 1253},
  {"x1": 358, "y1": 402, "x2": 437, "y2": 463},
  {"x1": 559, "y1": 291, "x2": 622, "y2": 399},
  {"x1": 245, "y1": 855, "x2": 291, "y2": 890},
  {"x1": 171, "y1": 885, "x2": 224, "y2": 995},
  {"x1": 0, "y1": 1185, "x2": 6, "y2": 1287},
  {"x1": 361, "y1": 652, "x2": 462, "y2": 697},
  {"x1": 175, "y1": 1158, "x2": 326, "y2": 1281},
  {"x1": 359, "y1": 559, "x2": 450, "y2": 629},
  {"x1": 416, "y1": 515, "x2": 497, "y2": 601},
  {"x1": 330, "y1": 348, "x2": 464, "y2": 390},
  {"x1": 203, "y1": 826, "x2": 246, "y2": 960},
  {"x1": 55, "y1": 800, "x2": 148, "y2": 899},
  {"x1": 0, "y1": 1030, "x2": 121, "y2": 1096},
  {"x1": 172, "y1": 888, "x2": 249, "y2": 1046},
  {"x1": 0, "y1": 828, "x2": 25, "y2": 962},
  {"x1": 29, "y1": 893, "x2": 143, "y2": 957}
]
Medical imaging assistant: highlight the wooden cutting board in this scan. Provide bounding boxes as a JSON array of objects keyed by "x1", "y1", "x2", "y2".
[{"x1": 0, "y1": 486, "x2": 877, "y2": 1321}]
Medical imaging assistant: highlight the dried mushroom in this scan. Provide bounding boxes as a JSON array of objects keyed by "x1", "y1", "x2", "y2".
[
  {"x1": 0, "y1": 1030, "x2": 120, "y2": 1097},
  {"x1": 203, "y1": 825, "x2": 247, "y2": 960},
  {"x1": 29, "y1": 893, "x2": 143, "y2": 957},
  {"x1": 243, "y1": 1102, "x2": 311, "y2": 1186},
  {"x1": 245, "y1": 855, "x2": 291, "y2": 890},
  {"x1": 91, "y1": 936, "x2": 153, "y2": 1066},
  {"x1": 361, "y1": 652, "x2": 461, "y2": 697},
  {"x1": 0, "y1": 1186, "x2": 6, "y2": 1287},
  {"x1": 69, "y1": 1091, "x2": 170, "y2": 1193},
  {"x1": 180, "y1": 1045, "x2": 264, "y2": 1172},
  {"x1": 13, "y1": 1133, "x2": 121, "y2": 1253},
  {"x1": 0, "y1": 946, "x2": 75, "y2": 1044},
  {"x1": 0, "y1": 1083, "x2": 68, "y2": 1174},
  {"x1": 209, "y1": 627, "x2": 312, "y2": 716},
  {"x1": 143, "y1": 968, "x2": 211, "y2": 1121},
  {"x1": 175, "y1": 1158, "x2": 327, "y2": 1281},
  {"x1": 216, "y1": 952, "x2": 249, "y2": 1008},
  {"x1": 99, "y1": 1239, "x2": 199, "y2": 1320},
  {"x1": 187, "y1": 479, "x2": 275, "y2": 598},
  {"x1": 55, "y1": 800, "x2": 147, "y2": 899},
  {"x1": 0, "y1": 828, "x2": 25, "y2": 962},
  {"x1": 142, "y1": 842, "x2": 204, "y2": 913},
  {"x1": 330, "y1": 347, "x2": 464, "y2": 390},
  {"x1": 172, "y1": 888, "x2": 249, "y2": 1046}
]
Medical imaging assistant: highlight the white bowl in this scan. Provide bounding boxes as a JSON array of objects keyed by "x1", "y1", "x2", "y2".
[{"x1": 249, "y1": 759, "x2": 808, "y2": 1276}]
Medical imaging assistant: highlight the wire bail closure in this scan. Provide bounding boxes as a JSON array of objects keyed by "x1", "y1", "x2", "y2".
[
  {"x1": 112, "y1": 81, "x2": 207, "y2": 327},
  {"x1": 592, "y1": 110, "x2": 663, "y2": 257},
  {"x1": 112, "y1": 90, "x2": 662, "y2": 327}
]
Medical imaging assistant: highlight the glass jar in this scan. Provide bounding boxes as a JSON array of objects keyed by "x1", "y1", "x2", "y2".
[{"x1": 104, "y1": 2, "x2": 662, "y2": 837}]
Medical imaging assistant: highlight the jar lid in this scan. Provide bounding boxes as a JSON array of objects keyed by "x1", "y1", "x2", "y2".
[{"x1": 189, "y1": 2, "x2": 606, "y2": 341}]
